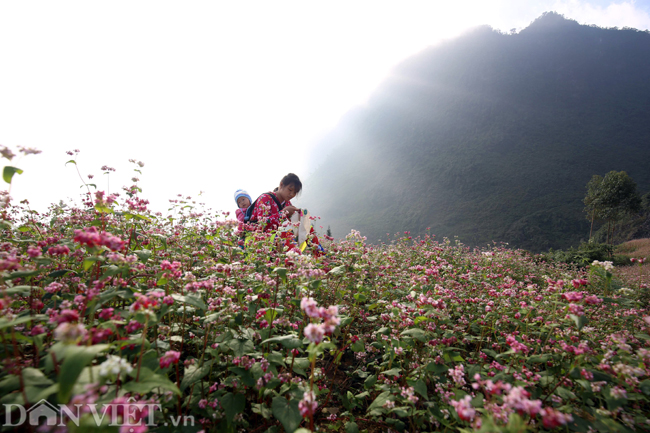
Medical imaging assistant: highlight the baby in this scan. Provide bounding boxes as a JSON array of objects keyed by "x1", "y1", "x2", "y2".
[{"x1": 234, "y1": 189, "x2": 252, "y2": 222}]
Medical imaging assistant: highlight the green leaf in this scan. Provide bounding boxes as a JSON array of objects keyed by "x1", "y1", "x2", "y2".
[
  {"x1": 353, "y1": 293, "x2": 367, "y2": 303},
  {"x1": 229, "y1": 339, "x2": 255, "y2": 357},
  {"x1": 368, "y1": 391, "x2": 391, "y2": 412},
  {"x1": 0, "y1": 314, "x2": 48, "y2": 330},
  {"x1": 351, "y1": 340, "x2": 365, "y2": 352},
  {"x1": 345, "y1": 422, "x2": 360, "y2": 433},
  {"x1": 328, "y1": 265, "x2": 346, "y2": 276},
  {"x1": 134, "y1": 250, "x2": 152, "y2": 263},
  {"x1": 65, "y1": 160, "x2": 76, "y2": 165},
  {"x1": 221, "y1": 392, "x2": 246, "y2": 425},
  {"x1": 252, "y1": 402, "x2": 273, "y2": 420},
  {"x1": 100, "y1": 265, "x2": 122, "y2": 280},
  {"x1": 228, "y1": 367, "x2": 256, "y2": 387},
  {"x1": 383, "y1": 368, "x2": 402, "y2": 378},
  {"x1": 3, "y1": 285, "x2": 37, "y2": 295},
  {"x1": 291, "y1": 357, "x2": 310, "y2": 376},
  {"x1": 58, "y1": 345, "x2": 110, "y2": 403},
  {"x1": 262, "y1": 334, "x2": 302, "y2": 349},
  {"x1": 265, "y1": 309, "x2": 279, "y2": 323},
  {"x1": 171, "y1": 294, "x2": 207, "y2": 311},
  {"x1": 22, "y1": 368, "x2": 54, "y2": 387},
  {"x1": 400, "y1": 328, "x2": 427, "y2": 342},
  {"x1": 180, "y1": 360, "x2": 213, "y2": 391},
  {"x1": 94, "y1": 204, "x2": 113, "y2": 214},
  {"x1": 3, "y1": 166, "x2": 23, "y2": 184},
  {"x1": 640, "y1": 380, "x2": 650, "y2": 396},
  {"x1": 48, "y1": 269, "x2": 75, "y2": 278},
  {"x1": 412, "y1": 379, "x2": 428, "y2": 399},
  {"x1": 570, "y1": 314, "x2": 588, "y2": 331},
  {"x1": 272, "y1": 267, "x2": 288, "y2": 283},
  {"x1": 481, "y1": 348, "x2": 498, "y2": 359},
  {"x1": 124, "y1": 213, "x2": 151, "y2": 222},
  {"x1": 83, "y1": 257, "x2": 102, "y2": 271},
  {"x1": 556, "y1": 387, "x2": 576, "y2": 400},
  {"x1": 425, "y1": 362, "x2": 448, "y2": 374},
  {"x1": 527, "y1": 354, "x2": 550, "y2": 363},
  {"x1": 364, "y1": 375, "x2": 377, "y2": 389},
  {"x1": 122, "y1": 371, "x2": 181, "y2": 396},
  {"x1": 6, "y1": 269, "x2": 40, "y2": 280},
  {"x1": 272, "y1": 396, "x2": 302, "y2": 433}
]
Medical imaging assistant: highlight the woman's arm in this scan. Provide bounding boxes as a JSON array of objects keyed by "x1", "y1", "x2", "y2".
[{"x1": 282, "y1": 205, "x2": 299, "y2": 219}]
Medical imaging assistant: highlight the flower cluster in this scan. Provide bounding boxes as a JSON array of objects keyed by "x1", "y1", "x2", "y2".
[
  {"x1": 99, "y1": 355, "x2": 134, "y2": 378},
  {"x1": 159, "y1": 350, "x2": 181, "y2": 369},
  {"x1": 592, "y1": 260, "x2": 614, "y2": 271},
  {"x1": 73, "y1": 226, "x2": 125, "y2": 251},
  {"x1": 298, "y1": 390, "x2": 318, "y2": 418},
  {"x1": 301, "y1": 297, "x2": 340, "y2": 344}
]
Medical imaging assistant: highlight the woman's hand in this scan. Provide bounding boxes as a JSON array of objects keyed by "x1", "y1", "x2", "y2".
[{"x1": 283, "y1": 205, "x2": 299, "y2": 219}]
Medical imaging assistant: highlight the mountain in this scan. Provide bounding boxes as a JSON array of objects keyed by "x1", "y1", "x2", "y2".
[{"x1": 303, "y1": 12, "x2": 650, "y2": 252}]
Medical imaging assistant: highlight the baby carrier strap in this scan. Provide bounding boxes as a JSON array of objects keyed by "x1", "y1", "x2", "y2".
[{"x1": 244, "y1": 192, "x2": 284, "y2": 223}]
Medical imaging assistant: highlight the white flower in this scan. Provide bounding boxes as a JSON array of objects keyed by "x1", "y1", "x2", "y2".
[
  {"x1": 592, "y1": 260, "x2": 614, "y2": 271},
  {"x1": 99, "y1": 355, "x2": 133, "y2": 378}
]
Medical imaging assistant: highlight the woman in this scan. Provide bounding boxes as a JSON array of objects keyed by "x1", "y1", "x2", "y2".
[
  {"x1": 249, "y1": 173, "x2": 301, "y2": 232},
  {"x1": 248, "y1": 173, "x2": 323, "y2": 255}
]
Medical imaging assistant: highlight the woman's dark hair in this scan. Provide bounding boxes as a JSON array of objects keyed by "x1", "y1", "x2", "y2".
[{"x1": 281, "y1": 173, "x2": 302, "y2": 193}]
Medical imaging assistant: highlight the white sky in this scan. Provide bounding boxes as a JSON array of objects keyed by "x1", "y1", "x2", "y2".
[{"x1": 2, "y1": 0, "x2": 650, "y2": 219}]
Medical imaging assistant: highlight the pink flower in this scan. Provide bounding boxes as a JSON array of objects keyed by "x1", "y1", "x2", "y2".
[
  {"x1": 27, "y1": 246, "x2": 42, "y2": 257},
  {"x1": 540, "y1": 408, "x2": 573, "y2": 428},
  {"x1": 449, "y1": 364, "x2": 466, "y2": 386},
  {"x1": 506, "y1": 335, "x2": 530, "y2": 354},
  {"x1": 298, "y1": 391, "x2": 318, "y2": 417},
  {"x1": 99, "y1": 308, "x2": 114, "y2": 320},
  {"x1": 160, "y1": 350, "x2": 181, "y2": 369},
  {"x1": 584, "y1": 295, "x2": 602, "y2": 305},
  {"x1": 0, "y1": 255, "x2": 20, "y2": 271},
  {"x1": 450, "y1": 395, "x2": 476, "y2": 421},
  {"x1": 568, "y1": 303, "x2": 584, "y2": 316},
  {"x1": 100, "y1": 232, "x2": 125, "y2": 251},
  {"x1": 73, "y1": 227, "x2": 125, "y2": 251},
  {"x1": 300, "y1": 297, "x2": 320, "y2": 318},
  {"x1": 304, "y1": 323, "x2": 325, "y2": 344},
  {"x1": 45, "y1": 282, "x2": 64, "y2": 294},
  {"x1": 561, "y1": 292, "x2": 583, "y2": 302},
  {"x1": 48, "y1": 245, "x2": 70, "y2": 256},
  {"x1": 55, "y1": 309, "x2": 80, "y2": 324},
  {"x1": 74, "y1": 226, "x2": 102, "y2": 247}
]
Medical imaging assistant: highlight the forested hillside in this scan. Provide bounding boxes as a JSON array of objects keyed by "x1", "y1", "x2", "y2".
[{"x1": 304, "y1": 12, "x2": 650, "y2": 252}]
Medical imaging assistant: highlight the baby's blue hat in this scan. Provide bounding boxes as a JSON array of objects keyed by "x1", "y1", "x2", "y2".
[{"x1": 234, "y1": 189, "x2": 252, "y2": 204}]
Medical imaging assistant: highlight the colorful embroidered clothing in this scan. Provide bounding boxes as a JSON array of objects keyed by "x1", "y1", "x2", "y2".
[{"x1": 250, "y1": 192, "x2": 291, "y2": 232}]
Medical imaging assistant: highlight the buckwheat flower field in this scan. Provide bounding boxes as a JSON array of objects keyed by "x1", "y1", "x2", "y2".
[{"x1": 1, "y1": 158, "x2": 649, "y2": 433}]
